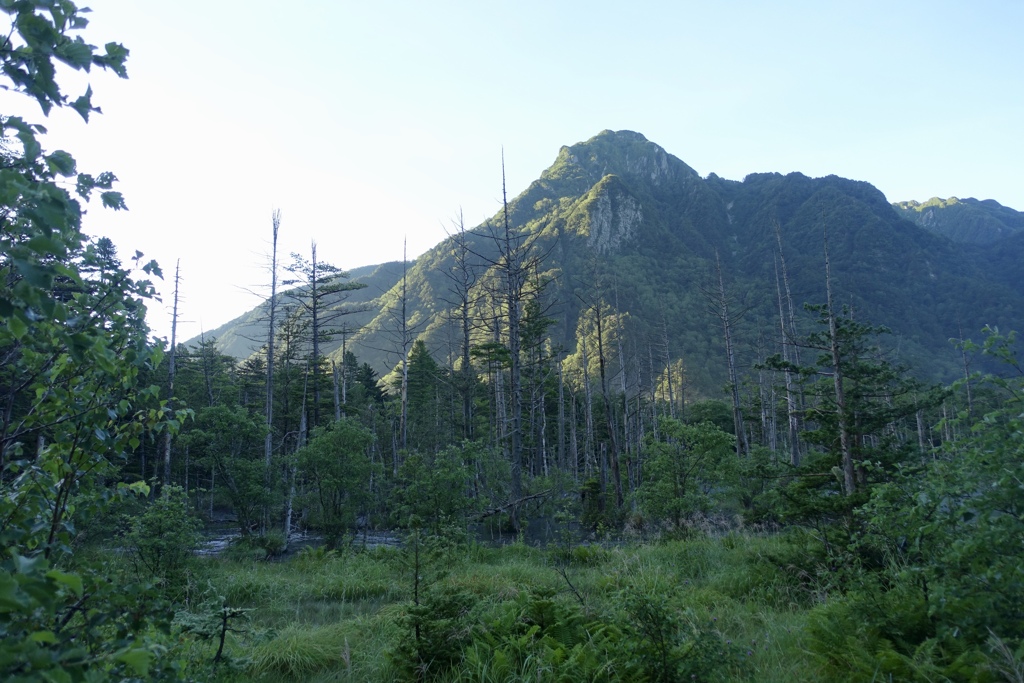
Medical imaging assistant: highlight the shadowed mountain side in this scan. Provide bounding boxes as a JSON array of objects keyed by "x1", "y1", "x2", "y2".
[{"x1": 979, "y1": 229, "x2": 1024, "y2": 300}]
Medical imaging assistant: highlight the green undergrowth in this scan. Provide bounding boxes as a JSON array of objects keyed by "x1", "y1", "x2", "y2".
[{"x1": 177, "y1": 534, "x2": 839, "y2": 682}]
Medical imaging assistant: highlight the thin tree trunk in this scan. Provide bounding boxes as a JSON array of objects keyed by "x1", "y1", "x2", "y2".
[
  {"x1": 310, "y1": 243, "x2": 321, "y2": 428},
  {"x1": 265, "y1": 211, "x2": 280, "y2": 530},
  {"x1": 824, "y1": 230, "x2": 855, "y2": 496},
  {"x1": 648, "y1": 343, "x2": 659, "y2": 441},
  {"x1": 286, "y1": 366, "x2": 310, "y2": 550},
  {"x1": 332, "y1": 360, "x2": 341, "y2": 422},
  {"x1": 661, "y1": 320, "x2": 676, "y2": 419},
  {"x1": 774, "y1": 219, "x2": 807, "y2": 456},
  {"x1": 713, "y1": 251, "x2": 748, "y2": 456},
  {"x1": 163, "y1": 259, "x2": 180, "y2": 486},
  {"x1": 340, "y1": 329, "x2": 349, "y2": 406},
  {"x1": 916, "y1": 406, "x2": 927, "y2": 453},
  {"x1": 450, "y1": 212, "x2": 476, "y2": 439},
  {"x1": 594, "y1": 305, "x2": 623, "y2": 508},
  {"x1": 502, "y1": 166, "x2": 524, "y2": 503},
  {"x1": 557, "y1": 361, "x2": 565, "y2": 472},
  {"x1": 616, "y1": 300, "x2": 632, "y2": 496},
  {"x1": 284, "y1": 414, "x2": 302, "y2": 551},
  {"x1": 957, "y1": 319, "x2": 974, "y2": 417},
  {"x1": 540, "y1": 381, "x2": 549, "y2": 477},
  {"x1": 569, "y1": 390, "x2": 579, "y2": 483},
  {"x1": 757, "y1": 337, "x2": 775, "y2": 452},
  {"x1": 581, "y1": 337, "x2": 595, "y2": 477},
  {"x1": 491, "y1": 304, "x2": 506, "y2": 449},
  {"x1": 400, "y1": 239, "x2": 409, "y2": 451},
  {"x1": 635, "y1": 383, "x2": 645, "y2": 487},
  {"x1": 774, "y1": 219, "x2": 802, "y2": 365},
  {"x1": 775, "y1": 256, "x2": 801, "y2": 465}
]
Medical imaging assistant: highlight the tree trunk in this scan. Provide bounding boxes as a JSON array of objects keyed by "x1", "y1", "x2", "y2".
[
  {"x1": 265, "y1": 210, "x2": 280, "y2": 529},
  {"x1": 557, "y1": 361, "x2": 565, "y2": 472},
  {"x1": 395, "y1": 239, "x2": 411, "y2": 454},
  {"x1": 580, "y1": 337, "x2": 595, "y2": 478},
  {"x1": 661, "y1": 320, "x2": 676, "y2": 419},
  {"x1": 569, "y1": 390, "x2": 579, "y2": 483},
  {"x1": 775, "y1": 256, "x2": 801, "y2": 465},
  {"x1": 286, "y1": 369, "x2": 310, "y2": 549},
  {"x1": 713, "y1": 251, "x2": 748, "y2": 456},
  {"x1": 162, "y1": 259, "x2": 180, "y2": 486},
  {"x1": 303, "y1": 246, "x2": 320, "y2": 428},
  {"x1": 957, "y1": 320, "x2": 974, "y2": 417},
  {"x1": 774, "y1": 219, "x2": 806, "y2": 463},
  {"x1": 332, "y1": 360, "x2": 341, "y2": 422},
  {"x1": 594, "y1": 305, "x2": 623, "y2": 508},
  {"x1": 502, "y1": 172, "x2": 524, "y2": 502},
  {"x1": 824, "y1": 230, "x2": 855, "y2": 496}
]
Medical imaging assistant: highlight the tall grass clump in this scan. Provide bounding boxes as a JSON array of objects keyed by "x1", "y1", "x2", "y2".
[{"x1": 248, "y1": 623, "x2": 355, "y2": 679}]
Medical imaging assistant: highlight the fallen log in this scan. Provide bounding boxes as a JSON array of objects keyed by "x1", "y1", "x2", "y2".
[{"x1": 473, "y1": 489, "x2": 551, "y2": 521}]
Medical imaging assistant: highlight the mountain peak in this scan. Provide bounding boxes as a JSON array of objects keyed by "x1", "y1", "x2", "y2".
[
  {"x1": 541, "y1": 130, "x2": 699, "y2": 192},
  {"x1": 592, "y1": 129, "x2": 650, "y2": 143}
]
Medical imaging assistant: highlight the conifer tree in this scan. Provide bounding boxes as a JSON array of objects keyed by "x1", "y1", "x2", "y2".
[{"x1": 284, "y1": 242, "x2": 366, "y2": 430}]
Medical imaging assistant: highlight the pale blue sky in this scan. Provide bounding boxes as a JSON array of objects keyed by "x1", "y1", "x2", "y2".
[{"x1": 20, "y1": 1, "x2": 1023, "y2": 341}]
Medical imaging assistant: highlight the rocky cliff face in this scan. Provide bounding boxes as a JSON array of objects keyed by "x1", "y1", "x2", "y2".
[
  {"x1": 562, "y1": 174, "x2": 643, "y2": 254},
  {"x1": 586, "y1": 183, "x2": 643, "y2": 254}
]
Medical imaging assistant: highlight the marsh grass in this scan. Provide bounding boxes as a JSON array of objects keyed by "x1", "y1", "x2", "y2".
[
  {"x1": 248, "y1": 623, "x2": 351, "y2": 678},
  {"x1": 191, "y1": 533, "x2": 831, "y2": 681}
]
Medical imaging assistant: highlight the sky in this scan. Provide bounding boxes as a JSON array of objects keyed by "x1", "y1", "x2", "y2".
[{"x1": 11, "y1": 0, "x2": 1023, "y2": 343}]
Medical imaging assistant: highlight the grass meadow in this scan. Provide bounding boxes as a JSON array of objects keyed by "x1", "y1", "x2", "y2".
[{"x1": 177, "y1": 533, "x2": 835, "y2": 682}]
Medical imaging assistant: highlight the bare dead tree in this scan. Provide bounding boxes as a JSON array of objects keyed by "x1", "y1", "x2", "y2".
[
  {"x1": 774, "y1": 256, "x2": 800, "y2": 465},
  {"x1": 265, "y1": 210, "x2": 280, "y2": 486},
  {"x1": 773, "y1": 219, "x2": 802, "y2": 465},
  {"x1": 702, "y1": 250, "x2": 750, "y2": 456},
  {"x1": 399, "y1": 239, "x2": 410, "y2": 451},
  {"x1": 824, "y1": 226, "x2": 855, "y2": 496},
  {"x1": 163, "y1": 259, "x2": 181, "y2": 487},
  {"x1": 363, "y1": 239, "x2": 424, "y2": 471},
  {"x1": 956, "y1": 317, "x2": 974, "y2": 417},
  {"x1": 438, "y1": 209, "x2": 482, "y2": 439}
]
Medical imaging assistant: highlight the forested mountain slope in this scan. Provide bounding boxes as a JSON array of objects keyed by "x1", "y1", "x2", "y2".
[
  {"x1": 893, "y1": 196, "x2": 1024, "y2": 245},
  {"x1": 193, "y1": 261, "x2": 404, "y2": 359},
  {"x1": 198, "y1": 130, "x2": 1024, "y2": 396}
]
